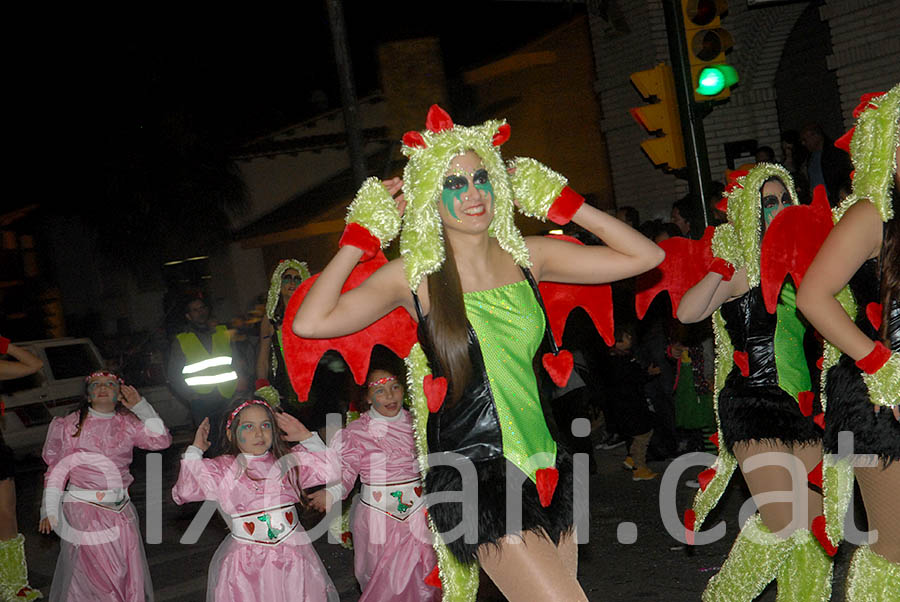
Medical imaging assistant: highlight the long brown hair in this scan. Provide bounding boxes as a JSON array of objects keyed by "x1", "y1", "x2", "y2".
[
  {"x1": 879, "y1": 186, "x2": 900, "y2": 341},
  {"x1": 425, "y1": 235, "x2": 472, "y2": 404}
]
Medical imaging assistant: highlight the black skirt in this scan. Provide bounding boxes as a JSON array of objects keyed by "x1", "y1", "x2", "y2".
[
  {"x1": 717, "y1": 369, "x2": 823, "y2": 453},
  {"x1": 425, "y1": 448, "x2": 575, "y2": 564},
  {"x1": 824, "y1": 355, "x2": 900, "y2": 464}
]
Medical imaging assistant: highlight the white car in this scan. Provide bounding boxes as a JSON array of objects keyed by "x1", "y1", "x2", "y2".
[{"x1": 1, "y1": 337, "x2": 192, "y2": 455}]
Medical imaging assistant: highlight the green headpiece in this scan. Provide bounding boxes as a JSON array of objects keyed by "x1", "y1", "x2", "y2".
[
  {"x1": 266, "y1": 259, "x2": 310, "y2": 320},
  {"x1": 712, "y1": 163, "x2": 798, "y2": 287},
  {"x1": 397, "y1": 105, "x2": 531, "y2": 290},
  {"x1": 834, "y1": 84, "x2": 900, "y2": 222}
]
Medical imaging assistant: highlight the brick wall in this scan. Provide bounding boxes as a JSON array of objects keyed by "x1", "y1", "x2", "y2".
[{"x1": 820, "y1": 0, "x2": 900, "y2": 128}]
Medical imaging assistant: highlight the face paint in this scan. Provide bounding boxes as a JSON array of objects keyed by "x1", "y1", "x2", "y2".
[
  {"x1": 473, "y1": 169, "x2": 493, "y2": 208},
  {"x1": 761, "y1": 192, "x2": 790, "y2": 226},
  {"x1": 441, "y1": 175, "x2": 467, "y2": 220},
  {"x1": 88, "y1": 379, "x2": 120, "y2": 403}
]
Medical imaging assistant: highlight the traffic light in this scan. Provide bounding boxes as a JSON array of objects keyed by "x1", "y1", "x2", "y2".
[
  {"x1": 630, "y1": 63, "x2": 686, "y2": 171},
  {"x1": 681, "y1": 0, "x2": 738, "y2": 101}
]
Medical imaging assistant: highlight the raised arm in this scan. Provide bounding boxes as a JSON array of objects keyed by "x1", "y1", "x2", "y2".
[
  {"x1": 677, "y1": 268, "x2": 746, "y2": 323},
  {"x1": 0, "y1": 340, "x2": 43, "y2": 380},
  {"x1": 528, "y1": 203, "x2": 665, "y2": 285},
  {"x1": 796, "y1": 200, "x2": 883, "y2": 360}
]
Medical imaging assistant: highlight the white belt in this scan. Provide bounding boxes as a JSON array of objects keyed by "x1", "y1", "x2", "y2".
[
  {"x1": 360, "y1": 478, "x2": 424, "y2": 522},
  {"x1": 230, "y1": 504, "x2": 298, "y2": 546},
  {"x1": 64, "y1": 488, "x2": 129, "y2": 512}
]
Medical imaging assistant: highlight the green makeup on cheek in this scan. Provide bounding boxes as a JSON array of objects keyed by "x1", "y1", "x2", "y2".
[
  {"x1": 764, "y1": 205, "x2": 778, "y2": 224},
  {"x1": 475, "y1": 180, "x2": 493, "y2": 208},
  {"x1": 441, "y1": 184, "x2": 465, "y2": 220}
]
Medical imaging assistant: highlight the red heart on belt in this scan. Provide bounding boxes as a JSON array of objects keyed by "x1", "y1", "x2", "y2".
[
  {"x1": 285, "y1": 511, "x2": 294, "y2": 525},
  {"x1": 243, "y1": 522, "x2": 255, "y2": 535},
  {"x1": 733, "y1": 351, "x2": 749, "y2": 377},
  {"x1": 372, "y1": 491, "x2": 382, "y2": 502},
  {"x1": 414, "y1": 486, "x2": 423, "y2": 497},
  {"x1": 542, "y1": 350, "x2": 574, "y2": 387},
  {"x1": 96, "y1": 492, "x2": 106, "y2": 501}
]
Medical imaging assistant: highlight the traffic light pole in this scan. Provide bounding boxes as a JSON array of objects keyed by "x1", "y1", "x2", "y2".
[{"x1": 662, "y1": 0, "x2": 713, "y2": 229}]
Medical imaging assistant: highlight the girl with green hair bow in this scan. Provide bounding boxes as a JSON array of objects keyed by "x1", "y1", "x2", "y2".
[
  {"x1": 291, "y1": 105, "x2": 663, "y2": 602},
  {"x1": 797, "y1": 83, "x2": 900, "y2": 601},
  {"x1": 678, "y1": 163, "x2": 833, "y2": 602}
]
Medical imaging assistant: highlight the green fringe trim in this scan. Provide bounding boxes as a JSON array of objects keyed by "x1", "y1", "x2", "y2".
[
  {"x1": 861, "y1": 352, "x2": 900, "y2": 407},
  {"x1": 398, "y1": 118, "x2": 530, "y2": 291},
  {"x1": 405, "y1": 344, "x2": 479, "y2": 601},
  {"x1": 846, "y1": 545, "x2": 900, "y2": 602},
  {"x1": 508, "y1": 157, "x2": 568, "y2": 220},
  {"x1": 822, "y1": 454, "x2": 854, "y2": 547},
  {"x1": 775, "y1": 528, "x2": 834, "y2": 602},
  {"x1": 691, "y1": 309, "x2": 738, "y2": 530},
  {"x1": 712, "y1": 163, "x2": 797, "y2": 288},
  {"x1": 346, "y1": 176, "x2": 403, "y2": 245},
  {"x1": 266, "y1": 259, "x2": 310, "y2": 320},
  {"x1": 834, "y1": 84, "x2": 900, "y2": 224}
]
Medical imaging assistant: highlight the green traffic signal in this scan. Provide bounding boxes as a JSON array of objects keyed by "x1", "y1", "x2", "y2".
[{"x1": 696, "y1": 65, "x2": 739, "y2": 96}]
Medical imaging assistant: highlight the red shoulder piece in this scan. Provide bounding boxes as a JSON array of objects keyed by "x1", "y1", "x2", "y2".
[
  {"x1": 538, "y1": 235, "x2": 614, "y2": 346},
  {"x1": 281, "y1": 252, "x2": 418, "y2": 401},
  {"x1": 760, "y1": 185, "x2": 833, "y2": 313},
  {"x1": 635, "y1": 227, "x2": 715, "y2": 319}
]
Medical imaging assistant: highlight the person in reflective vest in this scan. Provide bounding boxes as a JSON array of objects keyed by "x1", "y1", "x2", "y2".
[{"x1": 168, "y1": 295, "x2": 245, "y2": 450}]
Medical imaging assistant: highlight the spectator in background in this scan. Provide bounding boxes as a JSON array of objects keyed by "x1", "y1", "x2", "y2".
[
  {"x1": 671, "y1": 195, "x2": 703, "y2": 239},
  {"x1": 616, "y1": 205, "x2": 641, "y2": 230},
  {"x1": 167, "y1": 294, "x2": 248, "y2": 450},
  {"x1": 781, "y1": 129, "x2": 810, "y2": 203},
  {"x1": 799, "y1": 122, "x2": 853, "y2": 207},
  {"x1": 754, "y1": 145, "x2": 776, "y2": 164},
  {"x1": 707, "y1": 180, "x2": 727, "y2": 226}
]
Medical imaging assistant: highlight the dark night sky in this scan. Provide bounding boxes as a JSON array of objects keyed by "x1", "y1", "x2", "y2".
[{"x1": 12, "y1": 2, "x2": 585, "y2": 214}]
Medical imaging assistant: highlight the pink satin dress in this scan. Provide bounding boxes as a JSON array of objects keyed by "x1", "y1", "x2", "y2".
[
  {"x1": 331, "y1": 409, "x2": 439, "y2": 601},
  {"x1": 172, "y1": 440, "x2": 340, "y2": 601},
  {"x1": 42, "y1": 404, "x2": 173, "y2": 601}
]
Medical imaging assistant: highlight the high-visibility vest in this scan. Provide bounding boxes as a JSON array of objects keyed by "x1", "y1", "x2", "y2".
[{"x1": 176, "y1": 325, "x2": 237, "y2": 398}]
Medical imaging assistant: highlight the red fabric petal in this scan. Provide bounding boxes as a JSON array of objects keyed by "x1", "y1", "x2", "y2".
[
  {"x1": 424, "y1": 565, "x2": 442, "y2": 588},
  {"x1": 708, "y1": 432, "x2": 719, "y2": 449},
  {"x1": 853, "y1": 92, "x2": 885, "y2": 118},
  {"x1": 733, "y1": 351, "x2": 749, "y2": 377},
  {"x1": 760, "y1": 188, "x2": 833, "y2": 312},
  {"x1": 808, "y1": 461, "x2": 823, "y2": 489},
  {"x1": 798, "y1": 391, "x2": 814, "y2": 417},
  {"x1": 635, "y1": 226, "x2": 715, "y2": 319},
  {"x1": 535, "y1": 467, "x2": 559, "y2": 507},
  {"x1": 813, "y1": 413, "x2": 826, "y2": 429},
  {"x1": 402, "y1": 131, "x2": 427, "y2": 149},
  {"x1": 492, "y1": 123, "x2": 511, "y2": 146},
  {"x1": 816, "y1": 356, "x2": 824, "y2": 371},
  {"x1": 812, "y1": 515, "x2": 838, "y2": 556},
  {"x1": 866, "y1": 302, "x2": 883, "y2": 331},
  {"x1": 425, "y1": 104, "x2": 454, "y2": 133},
  {"x1": 834, "y1": 127, "x2": 854, "y2": 153},
  {"x1": 547, "y1": 186, "x2": 585, "y2": 225},
  {"x1": 698, "y1": 467, "x2": 716, "y2": 492},
  {"x1": 542, "y1": 350, "x2": 574, "y2": 388},
  {"x1": 538, "y1": 235, "x2": 614, "y2": 347},
  {"x1": 684, "y1": 509, "x2": 696, "y2": 545},
  {"x1": 715, "y1": 197, "x2": 728, "y2": 213},
  {"x1": 282, "y1": 253, "x2": 418, "y2": 401},
  {"x1": 423, "y1": 374, "x2": 447, "y2": 413}
]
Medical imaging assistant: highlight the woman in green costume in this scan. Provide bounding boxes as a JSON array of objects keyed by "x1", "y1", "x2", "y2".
[
  {"x1": 798, "y1": 84, "x2": 900, "y2": 601},
  {"x1": 677, "y1": 163, "x2": 833, "y2": 601},
  {"x1": 256, "y1": 259, "x2": 310, "y2": 414},
  {"x1": 292, "y1": 105, "x2": 663, "y2": 601}
]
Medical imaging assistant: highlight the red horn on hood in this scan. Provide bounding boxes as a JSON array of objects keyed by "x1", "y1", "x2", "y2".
[{"x1": 425, "y1": 104, "x2": 454, "y2": 133}]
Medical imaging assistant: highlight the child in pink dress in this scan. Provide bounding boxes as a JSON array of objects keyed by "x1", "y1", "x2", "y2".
[
  {"x1": 172, "y1": 398, "x2": 339, "y2": 602},
  {"x1": 39, "y1": 371, "x2": 173, "y2": 602},
  {"x1": 300, "y1": 366, "x2": 439, "y2": 602}
]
